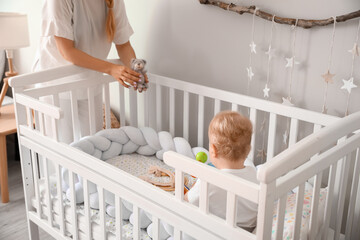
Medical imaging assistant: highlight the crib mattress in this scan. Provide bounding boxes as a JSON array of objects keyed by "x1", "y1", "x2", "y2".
[{"x1": 32, "y1": 154, "x2": 328, "y2": 240}]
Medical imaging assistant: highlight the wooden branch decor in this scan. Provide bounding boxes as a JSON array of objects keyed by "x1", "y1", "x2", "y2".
[{"x1": 199, "y1": 0, "x2": 360, "y2": 29}]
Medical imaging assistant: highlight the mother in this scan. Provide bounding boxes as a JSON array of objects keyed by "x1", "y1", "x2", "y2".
[{"x1": 33, "y1": 0, "x2": 146, "y2": 143}]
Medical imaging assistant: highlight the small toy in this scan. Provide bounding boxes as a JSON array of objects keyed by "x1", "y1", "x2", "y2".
[
  {"x1": 196, "y1": 151, "x2": 208, "y2": 163},
  {"x1": 140, "y1": 166, "x2": 190, "y2": 194},
  {"x1": 131, "y1": 58, "x2": 148, "y2": 93}
]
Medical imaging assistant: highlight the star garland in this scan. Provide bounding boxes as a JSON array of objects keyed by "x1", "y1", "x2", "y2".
[
  {"x1": 257, "y1": 16, "x2": 277, "y2": 163},
  {"x1": 282, "y1": 19, "x2": 299, "y2": 146},
  {"x1": 246, "y1": 7, "x2": 259, "y2": 95},
  {"x1": 341, "y1": 19, "x2": 360, "y2": 116},
  {"x1": 263, "y1": 15, "x2": 276, "y2": 99},
  {"x1": 321, "y1": 17, "x2": 337, "y2": 114},
  {"x1": 283, "y1": 19, "x2": 299, "y2": 107}
]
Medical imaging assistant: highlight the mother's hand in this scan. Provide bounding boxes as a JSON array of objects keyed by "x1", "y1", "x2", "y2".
[{"x1": 110, "y1": 64, "x2": 140, "y2": 89}]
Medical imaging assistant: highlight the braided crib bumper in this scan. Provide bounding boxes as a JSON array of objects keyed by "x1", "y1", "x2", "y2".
[{"x1": 60, "y1": 126, "x2": 209, "y2": 221}]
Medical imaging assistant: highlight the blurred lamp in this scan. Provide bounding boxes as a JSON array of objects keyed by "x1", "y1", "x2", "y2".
[{"x1": 0, "y1": 12, "x2": 30, "y2": 108}]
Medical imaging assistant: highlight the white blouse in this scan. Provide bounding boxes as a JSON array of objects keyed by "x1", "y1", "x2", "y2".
[{"x1": 33, "y1": 0, "x2": 134, "y2": 71}]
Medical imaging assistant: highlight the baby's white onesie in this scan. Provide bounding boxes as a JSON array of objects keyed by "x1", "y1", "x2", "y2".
[{"x1": 187, "y1": 166, "x2": 259, "y2": 229}]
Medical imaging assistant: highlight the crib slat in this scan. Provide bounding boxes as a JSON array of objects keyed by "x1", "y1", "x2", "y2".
[
  {"x1": 292, "y1": 183, "x2": 305, "y2": 240},
  {"x1": 321, "y1": 162, "x2": 337, "y2": 240},
  {"x1": 144, "y1": 90, "x2": 150, "y2": 127},
  {"x1": 37, "y1": 112, "x2": 47, "y2": 178},
  {"x1": 313, "y1": 124, "x2": 322, "y2": 133},
  {"x1": 103, "y1": 83, "x2": 111, "y2": 129},
  {"x1": 331, "y1": 137, "x2": 346, "y2": 229},
  {"x1": 183, "y1": 91, "x2": 189, "y2": 140},
  {"x1": 52, "y1": 93, "x2": 60, "y2": 108},
  {"x1": 133, "y1": 205, "x2": 140, "y2": 240},
  {"x1": 226, "y1": 191, "x2": 236, "y2": 227},
  {"x1": 70, "y1": 90, "x2": 80, "y2": 141},
  {"x1": 31, "y1": 150, "x2": 41, "y2": 218},
  {"x1": 56, "y1": 164, "x2": 65, "y2": 236},
  {"x1": 266, "y1": 112, "x2": 277, "y2": 160},
  {"x1": 309, "y1": 172, "x2": 323, "y2": 240},
  {"x1": 174, "y1": 228, "x2": 181, "y2": 240},
  {"x1": 115, "y1": 196, "x2": 123, "y2": 240},
  {"x1": 152, "y1": 216, "x2": 160, "y2": 240},
  {"x1": 26, "y1": 107, "x2": 33, "y2": 129},
  {"x1": 87, "y1": 88, "x2": 96, "y2": 135},
  {"x1": 345, "y1": 148, "x2": 360, "y2": 237},
  {"x1": 98, "y1": 187, "x2": 107, "y2": 240},
  {"x1": 289, "y1": 118, "x2": 299, "y2": 146},
  {"x1": 214, "y1": 99, "x2": 221, "y2": 115},
  {"x1": 137, "y1": 90, "x2": 148, "y2": 128},
  {"x1": 175, "y1": 169, "x2": 184, "y2": 200},
  {"x1": 50, "y1": 116, "x2": 59, "y2": 142},
  {"x1": 38, "y1": 112, "x2": 45, "y2": 135},
  {"x1": 51, "y1": 94, "x2": 60, "y2": 140},
  {"x1": 137, "y1": 93, "x2": 144, "y2": 128},
  {"x1": 34, "y1": 110, "x2": 40, "y2": 131},
  {"x1": 249, "y1": 108, "x2": 257, "y2": 161},
  {"x1": 169, "y1": 87, "x2": 175, "y2": 136},
  {"x1": 83, "y1": 179, "x2": 92, "y2": 239},
  {"x1": 275, "y1": 195, "x2": 287, "y2": 240},
  {"x1": 199, "y1": 180, "x2": 209, "y2": 214},
  {"x1": 257, "y1": 182, "x2": 276, "y2": 240},
  {"x1": 335, "y1": 153, "x2": 351, "y2": 240},
  {"x1": 352, "y1": 175, "x2": 360, "y2": 240},
  {"x1": 231, "y1": 103, "x2": 238, "y2": 112},
  {"x1": 197, "y1": 95, "x2": 205, "y2": 147},
  {"x1": 156, "y1": 84, "x2": 162, "y2": 131},
  {"x1": 43, "y1": 157, "x2": 53, "y2": 227},
  {"x1": 69, "y1": 171, "x2": 78, "y2": 240},
  {"x1": 119, "y1": 84, "x2": 126, "y2": 127},
  {"x1": 307, "y1": 124, "x2": 323, "y2": 186}
]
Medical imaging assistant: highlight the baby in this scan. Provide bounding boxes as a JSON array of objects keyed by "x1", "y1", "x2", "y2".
[
  {"x1": 185, "y1": 110, "x2": 258, "y2": 231},
  {"x1": 148, "y1": 111, "x2": 258, "y2": 239}
]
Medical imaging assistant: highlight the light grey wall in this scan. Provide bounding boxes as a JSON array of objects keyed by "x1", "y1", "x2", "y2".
[
  {"x1": 2, "y1": 0, "x2": 360, "y2": 116},
  {"x1": 121, "y1": 0, "x2": 360, "y2": 117}
]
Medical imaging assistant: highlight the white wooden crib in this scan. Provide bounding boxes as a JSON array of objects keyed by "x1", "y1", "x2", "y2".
[{"x1": 9, "y1": 63, "x2": 360, "y2": 240}]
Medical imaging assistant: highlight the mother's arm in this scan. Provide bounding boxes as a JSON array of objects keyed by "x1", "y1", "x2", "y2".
[
  {"x1": 116, "y1": 41, "x2": 149, "y2": 85},
  {"x1": 54, "y1": 36, "x2": 140, "y2": 88}
]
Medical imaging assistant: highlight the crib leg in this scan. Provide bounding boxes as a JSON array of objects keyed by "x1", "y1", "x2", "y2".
[{"x1": 28, "y1": 220, "x2": 39, "y2": 240}]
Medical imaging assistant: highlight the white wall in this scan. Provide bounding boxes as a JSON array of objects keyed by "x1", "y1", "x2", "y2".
[{"x1": 1, "y1": 0, "x2": 360, "y2": 117}]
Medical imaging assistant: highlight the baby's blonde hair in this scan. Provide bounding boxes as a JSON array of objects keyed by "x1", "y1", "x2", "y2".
[
  {"x1": 105, "y1": 0, "x2": 115, "y2": 42},
  {"x1": 208, "y1": 111, "x2": 252, "y2": 161}
]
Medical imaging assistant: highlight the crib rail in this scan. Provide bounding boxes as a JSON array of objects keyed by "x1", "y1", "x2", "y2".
[
  {"x1": 10, "y1": 64, "x2": 340, "y2": 161},
  {"x1": 9, "y1": 64, "x2": 83, "y2": 88},
  {"x1": 256, "y1": 112, "x2": 360, "y2": 240},
  {"x1": 18, "y1": 125, "x2": 256, "y2": 240},
  {"x1": 258, "y1": 111, "x2": 360, "y2": 183},
  {"x1": 150, "y1": 74, "x2": 338, "y2": 127},
  {"x1": 164, "y1": 151, "x2": 259, "y2": 203},
  {"x1": 15, "y1": 94, "x2": 63, "y2": 120}
]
